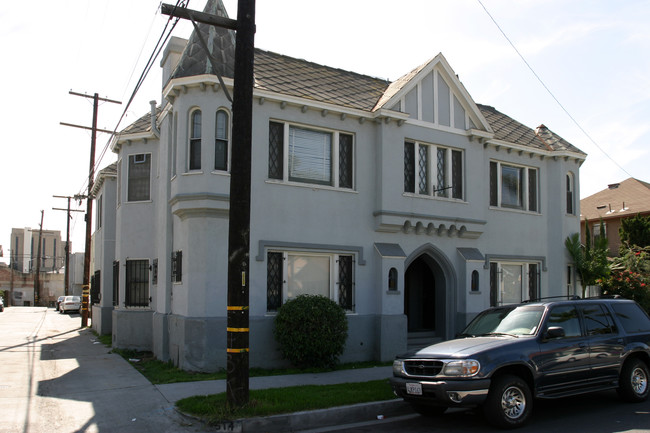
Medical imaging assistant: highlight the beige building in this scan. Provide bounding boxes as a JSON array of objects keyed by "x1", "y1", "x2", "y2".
[
  {"x1": 10, "y1": 227, "x2": 68, "y2": 274},
  {"x1": 580, "y1": 178, "x2": 650, "y2": 255}
]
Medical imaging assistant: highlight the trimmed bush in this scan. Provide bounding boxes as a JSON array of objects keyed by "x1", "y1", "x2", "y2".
[{"x1": 274, "y1": 295, "x2": 348, "y2": 369}]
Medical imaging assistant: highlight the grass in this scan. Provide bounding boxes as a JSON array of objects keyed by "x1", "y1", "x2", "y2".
[
  {"x1": 110, "y1": 347, "x2": 390, "y2": 385},
  {"x1": 176, "y1": 379, "x2": 397, "y2": 423},
  {"x1": 106, "y1": 340, "x2": 396, "y2": 422}
]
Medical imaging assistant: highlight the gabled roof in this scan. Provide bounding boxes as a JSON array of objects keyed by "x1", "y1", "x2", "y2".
[{"x1": 580, "y1": 178, "x2": 650, "y2": 221}]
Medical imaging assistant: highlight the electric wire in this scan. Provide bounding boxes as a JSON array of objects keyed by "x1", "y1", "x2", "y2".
[
  {"x1": 476, "y1": 0, "x2": 633, "y2": 179},
  {"x1": 74, "y1": 0, "x2": 189, "y2": 199}
]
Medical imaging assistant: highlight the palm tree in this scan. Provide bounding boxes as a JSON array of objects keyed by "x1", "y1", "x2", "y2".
[{"x1": 565, "y1": 219, "x2": 609, "y2": 297}]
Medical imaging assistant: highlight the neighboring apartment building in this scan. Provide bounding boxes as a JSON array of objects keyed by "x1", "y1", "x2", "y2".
[
  {"x1": 91, "y1": 0, "x2": 586, "y2": 371},
  {"x1": 580, "y1": 178, "x2": 650, "y2": 255},
  {"x1": 10, "y1": 228, "x2": 67, "y2": 274}
]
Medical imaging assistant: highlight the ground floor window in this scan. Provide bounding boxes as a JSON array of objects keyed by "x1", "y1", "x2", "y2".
[
  {"x1": 267, "y1": 251, "x2": 354, "y2": 312},
  {"x1": 489, "y1": 261, "x2": 540, "y2": 306},
  {"x1": 125, "y1": 259, "x2": 150, "y2": 307}
]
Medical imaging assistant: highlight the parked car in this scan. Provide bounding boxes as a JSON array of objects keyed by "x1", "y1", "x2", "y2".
[
  {"x1": 390, "y1": 297, "x2": 650, "y2": 429},
  {"x1": 55, "y1": 296, "x2": 65, "y2": 311},
  {"x1": 59, "y1": 296, "x2": 81, "y2": 314}
]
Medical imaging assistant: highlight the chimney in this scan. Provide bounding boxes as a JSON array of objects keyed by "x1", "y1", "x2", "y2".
[
  {"x1": 160, "y1": 36, "x2": 188, "y2": 95},
  {"x1": 150, "y1": 100, "x2": 160, "y2": 137}
]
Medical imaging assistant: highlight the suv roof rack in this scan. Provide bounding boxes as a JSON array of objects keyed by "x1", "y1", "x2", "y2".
[{"x1": 522, "y1": 295, "x2": 581, "y2": 304}]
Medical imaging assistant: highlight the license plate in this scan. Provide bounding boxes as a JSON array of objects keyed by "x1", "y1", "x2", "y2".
[{"x1": 406, "y1": 382, "x2": 422, "y2": 395}]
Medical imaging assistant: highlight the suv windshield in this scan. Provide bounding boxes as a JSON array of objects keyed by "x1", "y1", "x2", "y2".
[{"x1": 461, "y1": 306, "x2": 544, "y2": 337}]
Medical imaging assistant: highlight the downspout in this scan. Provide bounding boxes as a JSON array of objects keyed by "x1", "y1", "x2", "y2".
[{"x1": 150, "y1": 100, "x2": 160, "y2": 138}]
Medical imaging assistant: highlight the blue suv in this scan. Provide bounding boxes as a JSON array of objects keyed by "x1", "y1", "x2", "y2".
[{"x1": 390, "y1": 297, "x2": 650, "y2": 428}]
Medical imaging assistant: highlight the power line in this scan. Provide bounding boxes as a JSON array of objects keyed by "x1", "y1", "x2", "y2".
[{"x1": 475, "y1": 0, "x2": 633, "y2": 178}]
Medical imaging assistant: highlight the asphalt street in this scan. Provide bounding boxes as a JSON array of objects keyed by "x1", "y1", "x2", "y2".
[{"x1": 0, "y1": 307, "x2": 206, "y2": 433}]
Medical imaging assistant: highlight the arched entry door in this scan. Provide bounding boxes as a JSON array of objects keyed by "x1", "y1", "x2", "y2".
[
  {"x1": 405, "y1": 256, "x2": 436, "y2": 332},
  {"x1": 404, "y1": 252, "x2": 450, "y2": 339}
]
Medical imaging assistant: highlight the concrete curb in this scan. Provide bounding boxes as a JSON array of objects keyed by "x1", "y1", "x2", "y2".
[{"x1": 239, "y1": 399, "x2": 412, "y2": 432}]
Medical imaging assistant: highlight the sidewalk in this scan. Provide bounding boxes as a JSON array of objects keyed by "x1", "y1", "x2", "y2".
[{"x1": 156, "y1": 365, "x2": 413, "y2": 432}]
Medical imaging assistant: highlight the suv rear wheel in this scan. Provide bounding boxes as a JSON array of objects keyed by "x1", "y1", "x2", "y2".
[
  {"x1": 618, "y1": 358, "x2": 649, "y2": 402},
  {"x1": 483, "y1": 374, "x2": 532, "y2": 429}
]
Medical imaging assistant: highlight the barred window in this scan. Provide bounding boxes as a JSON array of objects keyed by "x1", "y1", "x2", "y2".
[
  {"x1": 171, "y1": 251, "x2": 182, "y2": 283},
  {"x1": 113, "y1": 261, "x2": 119, "y2": 307},
  {"x1": 125, "y1": 259, "x2": 149, "y2": 307}
]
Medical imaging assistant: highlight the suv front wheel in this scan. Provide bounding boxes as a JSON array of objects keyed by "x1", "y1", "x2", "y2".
[
  {"x1": 618, "y1": 358, "x2": 649, "y2": 402},
  {"x1": 483, "y1": 374, "x2": 532, "y2": 429}
]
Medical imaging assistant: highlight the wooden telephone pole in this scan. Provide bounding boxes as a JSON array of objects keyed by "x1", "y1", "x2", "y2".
[
  {"x1": 53, "y1": 195, "x2": 85, "y2": 296},
  {"x1": 162, "y1": 0, "x2": 256, "y2": 407},
  {"x1": 62, "y1": 91, "x2": 121, "y2": 327}
]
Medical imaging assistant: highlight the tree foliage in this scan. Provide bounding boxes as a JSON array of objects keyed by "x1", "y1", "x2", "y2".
[
  {"x1": 565, "y1": 219, "x2": 609, "y2": 297},
  {"x1": 273, "y1": 295, "x2": 348, "y2": 369},
  {"x1": 601, "y1": 245, "x2": 650, "y2": 313},
  {"x1": 619, "y1": 213, "x2": 650, "y2": 251}
]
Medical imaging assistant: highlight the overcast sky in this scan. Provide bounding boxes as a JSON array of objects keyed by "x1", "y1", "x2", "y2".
[{"x1": 1, "y1": 0, "x2": 648, "y2": 261}]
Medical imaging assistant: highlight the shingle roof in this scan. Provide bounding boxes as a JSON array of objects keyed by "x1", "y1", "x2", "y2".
[
  {"x1": 478, "y1": 104, "x2": 585, "y2": 154},
  {"x1": 170, "y1": 0, "x2": 235, "y2": 81},
  {"x1": 147, "y1": 0, "x2": 585, "y2": 156},
  {"x1": 580, "y1": 178, "x2": 650, "y2": 221},
  {"x1": 254, "y1": 50, "x2": 389, "y2": 111},
  {"x1": 119, "y1": 106, "x2": 162, "y2": 136}
]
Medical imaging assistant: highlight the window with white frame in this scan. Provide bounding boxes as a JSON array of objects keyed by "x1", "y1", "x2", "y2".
[
  {"x1": 489, "y1": 161, "x2": 538, "y2": 212},
  {"x1": 189, "y1": 109, "x2": 202, "y2": 171},
  {"x1": 404, "y1": 141, "x2": 463, "y2": 199},
  {"x1": 215, "y1": 109, "x2": 229, "y2": 171},
  {"x1": 489, "y1": 261, "x2": 540, "y2": 306},
  {"x1": 268, "y1": 121, "x2": 354, "y2": 189},
  {"x1": 266, "y1": 251, "x2": 354, "y2": 311},
  {"x1": 127, "y1": 153, "x2": 151, "y2": 202},
  {"x1": 566, "y1": 173, "x2": 575, "y2": 215}
]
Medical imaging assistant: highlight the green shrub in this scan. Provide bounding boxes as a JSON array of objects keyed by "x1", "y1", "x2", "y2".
[{"x1": 274, "y1": 295, "x2": 348, "y2": 369}]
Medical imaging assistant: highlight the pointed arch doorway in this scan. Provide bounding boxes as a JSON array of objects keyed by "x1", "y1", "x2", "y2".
[{"x1": 404, "y1": 249, "x2": 454, "y2": 342}]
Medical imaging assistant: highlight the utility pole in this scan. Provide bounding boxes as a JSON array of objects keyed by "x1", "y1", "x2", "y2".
[
  {"x1": 53, "y1": 195, "x2": 85, "y2": 296},
  {"x1": 62, "y1": 91, "x2": 121, "y2": 327},
  {"x1": 34, "y1": 210, "x2": 44, "y2": 306},
  {"x1": 162, "y1": 0, "x2": 256, "y2": 408}
]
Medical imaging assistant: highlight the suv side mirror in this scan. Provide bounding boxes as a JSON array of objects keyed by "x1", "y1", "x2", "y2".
[{"x1": 544, "y1": 326, "x2": 565, "y2": 340}]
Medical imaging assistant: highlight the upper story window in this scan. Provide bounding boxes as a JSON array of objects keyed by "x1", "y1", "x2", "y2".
[
  {"x1": 127, "y1": 153, "x2": 151, "y2": 202},
  {"x1": 566, "y1": 173, "x2": 575, "y2": 215},
  {"x1": 215, "y1": 109, "x2": 229, "y2": 171},
  {"x1": 404, "y1": 141, "x2": 463, "y2": 200},
  {"x1": 189, "y1": 109, "x2": 202, "y2": 171},
  {"x1": 489, "y1": 160, "x2": 538, "y2": 212},
  {"x1": 268, "y1": 121, "x2": 354, "y2": 189}
]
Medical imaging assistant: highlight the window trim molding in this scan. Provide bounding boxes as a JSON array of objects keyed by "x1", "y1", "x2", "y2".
[
  {"x1": 404, "y1": 139, "x2": 464, "y2": 201},
  {"x1": 268, "y1": 120, "x2": 355, "y2": 190},
  {"x1": 489, "y1": 159, "x2": 540, "y2": 213},
  {"x1": 483, "y1": 254, "x2": 547, "y2": 272},
  {"x1": 188, "y1": 107, "x2": 202, "y2": 172},
  {"x1": 256, "y1": 240, "x2": 366, "y2": 265},
  {"x1": 214, "y1": 107, "x2": 231, "y2": 172}
]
